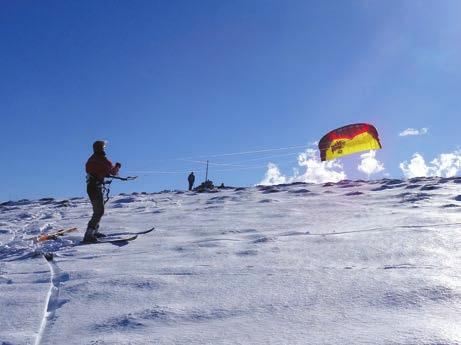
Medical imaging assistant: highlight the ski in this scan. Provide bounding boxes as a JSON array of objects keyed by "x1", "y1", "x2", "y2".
[
  {"x1": 79, "y1": 226, "x2": 154, "y2": 245},
  {"x1": 100, "y1": 226, "x2": 155, "y2": 237},
  {"x1": 133, "y1": 226, "x2": 155, "y2": 235},
  {"x1": 26, "y1": 227, "x2": 78, "y2": 242},
  {"x1": 29, "y1": 226, "x2": 155, "y2": 246},
  {"x1": 80, "y1": 235, "x2": 138, "y2": 245}
]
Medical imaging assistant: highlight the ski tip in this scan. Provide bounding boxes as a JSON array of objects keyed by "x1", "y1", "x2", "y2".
[{"x1": 43, "y1": 252, "x2": 54, "y2": 261}]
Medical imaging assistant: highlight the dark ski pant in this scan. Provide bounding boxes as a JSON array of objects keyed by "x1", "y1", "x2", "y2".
[
  {"x1": 87, "y1": 183, "x2": 104, "y2": 230},
  {"x1": 188, "y1": 181, "x2": 194, "y2": 191}
]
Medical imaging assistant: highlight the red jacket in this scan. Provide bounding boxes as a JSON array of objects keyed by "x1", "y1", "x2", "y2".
[{"x1": 86, "y1": 152, "x2": 119, "y2": 182}]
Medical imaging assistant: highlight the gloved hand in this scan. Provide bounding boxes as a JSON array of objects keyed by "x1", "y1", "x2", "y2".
[{"x1": 115, "y1": 162, "x2": 122, "y2": 168}]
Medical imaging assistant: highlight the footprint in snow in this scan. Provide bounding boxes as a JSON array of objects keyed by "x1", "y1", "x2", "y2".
[
  {"x1": 420, "y1": 184, "x2": 441, "y2": 191},
  {"x1": 288, "y1": 188, "x2": 311, "y2": 194},
  {"x1": 252, "y1": 236, "x2": 273, "y2": 244},
  {"x1": 259, "y1": 199, "x2": 278, "y2": 203},
  {"x1": 235, "y1": 249, "x2": 258, "y2": 256},
  {"x1": 441, "y1": 204, "x2": 459, "y2": 208},
  {"x1": 344, "y1": 191, "x2": 363, "y2": 196},
  {"x1": 405, "y1": 184, "x2": 421, "y2": 189}
]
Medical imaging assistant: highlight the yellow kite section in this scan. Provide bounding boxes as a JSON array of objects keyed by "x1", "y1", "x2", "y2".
[{"x1": 324, "y1": 132, "x2": 381, "y2": 161}]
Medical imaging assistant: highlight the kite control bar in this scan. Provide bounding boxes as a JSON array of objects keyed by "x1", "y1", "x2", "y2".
[
  {"x1": 107, "y1": 175, "x2": 138, "y2": 181},
  {"x1": 103, "y1": 176, "x2": 138, "y2": 203}
]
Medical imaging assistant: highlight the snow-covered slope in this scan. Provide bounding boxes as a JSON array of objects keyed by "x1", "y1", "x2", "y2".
[{"x1": 1, "y1": 178, "x2": 460, "y2": 344}]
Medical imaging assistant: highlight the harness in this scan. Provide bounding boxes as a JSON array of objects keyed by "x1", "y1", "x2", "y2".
[{"x1": 87, "y1": 174, "x2": 137, "y2": 205}]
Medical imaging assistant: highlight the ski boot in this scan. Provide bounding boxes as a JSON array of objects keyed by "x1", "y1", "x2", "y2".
[
  {"x1": 94, "y1": 225, "x2": 106, "y2": 238},
  {"x1": 83, "y1": 227, "x2": 98, "y2": 243}
]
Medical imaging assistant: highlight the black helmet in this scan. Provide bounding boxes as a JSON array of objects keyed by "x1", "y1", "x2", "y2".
[{"x1": 93, "y1": 140, "x2": 107, "y2": 152}]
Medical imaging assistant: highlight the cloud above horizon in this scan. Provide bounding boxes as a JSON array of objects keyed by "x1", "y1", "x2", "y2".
[
  {"x1": 399, "y1": 151, "x2": 461, "y2": 178},
  {"x1": 399, "y1": 128, "x2": 428, "y2": 137},
  {"x1": 259, "y1": 163, "x2": 288, "y2": 185},
  {"x1": 357, "y1": 150, "x2": 385, "y2": 176},
  {"x1": 259, "y1": 148, "x2": 346, "y2": 185}
]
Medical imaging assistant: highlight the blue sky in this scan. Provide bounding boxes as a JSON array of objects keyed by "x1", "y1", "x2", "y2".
[{"x1": 2, "y1": 0, "x2": 461, "y2": 201}]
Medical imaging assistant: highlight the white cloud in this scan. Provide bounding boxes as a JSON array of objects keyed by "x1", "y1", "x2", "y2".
[
  {"x1": 399, "y1": 153, "x2": 429, "y2": 178},
  {"x1": 399, "y1": 151, "x2": 461, "y2": 178},
  {"x1": 429, "y1": 152, "x2": 461, "y2": 177},
  {"x1": 259, "y1": 148, "x2": 346, "y2": 185},
  {"x1": 399, "y1": 127, "x2": 428, "y2": 137},
  {"x1": 294, "y1": 149, "x2": 347, "y2": 183},
  {"x1": 259, "y1": 163, "x2": 287, "y2": 185},
  {"x1": 357, "y1": 150, "x2": 385, "y2": 176}
]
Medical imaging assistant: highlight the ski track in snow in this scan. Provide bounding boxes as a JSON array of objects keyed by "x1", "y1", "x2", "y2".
[
  {"x1": 1, "y1": 177, "x2": 461, "y2": 344},
  {"x1": 35, "y1": 253, "x2": 69, "y2": 345}
]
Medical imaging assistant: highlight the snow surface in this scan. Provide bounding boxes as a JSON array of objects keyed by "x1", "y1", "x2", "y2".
[{"x1": 1, "y1": 178, "x2": 460, "y2": 345}]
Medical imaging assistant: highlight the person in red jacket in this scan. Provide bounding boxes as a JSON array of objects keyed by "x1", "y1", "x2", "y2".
[{"x1": 83, "y1": 140, "x2": 121, "y2": 243}]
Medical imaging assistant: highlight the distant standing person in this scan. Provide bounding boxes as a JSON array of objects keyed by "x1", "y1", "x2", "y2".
[
  {"x1": 188, "y1": 172, "x2": 195, "y2": 191},
  {"x1": 83, "y1": 140, "x2": 121, "y2": 243}
]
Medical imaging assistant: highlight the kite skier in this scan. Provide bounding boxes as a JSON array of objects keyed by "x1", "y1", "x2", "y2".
[{"x1": 83, "y1": 140, "x2": 121, "y2": 243}]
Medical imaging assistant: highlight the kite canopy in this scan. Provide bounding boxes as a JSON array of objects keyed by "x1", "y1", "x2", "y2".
[{"x1": 318, "y1": 123, "x2": 382, "y2": 161}]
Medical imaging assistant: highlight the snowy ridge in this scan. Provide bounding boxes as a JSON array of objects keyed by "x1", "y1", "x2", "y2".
[{"x1": 0, "y1": 178, "x2": 461, "y2": 344}]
